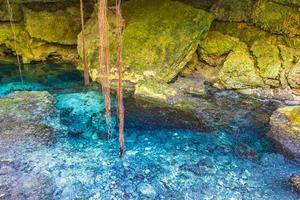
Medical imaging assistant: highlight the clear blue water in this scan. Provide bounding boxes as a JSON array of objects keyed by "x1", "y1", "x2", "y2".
[{"x1": 0, "y1": 63, "x2": 300, "y2": 200}]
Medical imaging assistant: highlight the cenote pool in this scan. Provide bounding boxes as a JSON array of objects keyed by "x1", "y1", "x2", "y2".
[{"x1": 0, "y1": 63, "x2": 300, "y2": 200}]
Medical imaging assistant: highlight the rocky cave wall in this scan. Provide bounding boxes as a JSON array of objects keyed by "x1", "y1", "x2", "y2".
[{"x1": 0, "y1": 0, "x2": 299, "y2": 100}]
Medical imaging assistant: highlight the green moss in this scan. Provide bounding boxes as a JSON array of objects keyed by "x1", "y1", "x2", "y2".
[
  {"x1": 198, "y1": 31, "x2": 239, "y2": 56},
  {"x1": 218, "y1": 44, "x2": 264, "y2": 89},
  {"x1": 251, "y1": 0, "x2": 300, "y2": 37},
  {"x1": 79, "y1": 0, "x2": 213, "y2": 83},
  {"x1": 134, "y1": 79, "x2": 177, "y2": 103},
  {"x1": 288, "y1": 61, "x2": 300, "y2": 89},
  {"x1": 24, "y1": 6, "x2": 81, "y2": 45},
  {"x1": 210, "y1": 0, "x2": 253, "y2": 22},
  {"x1": 272, "y1": 0, "x2": 300, "y2": 6},
  {"x1": 278, "y1": 106, "x2": 300, "y2": 127},
  {"x1": 251, "y1": 40, "x2": 281, "y2": 80}
]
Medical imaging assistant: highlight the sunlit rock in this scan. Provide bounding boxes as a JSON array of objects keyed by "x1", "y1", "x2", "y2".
[
  {"x1": 78, "y1": 0, "x2": 213, "y2": 83},
  {"x1": 268, "y1": 106, "x2": 300, "y2": 159}
]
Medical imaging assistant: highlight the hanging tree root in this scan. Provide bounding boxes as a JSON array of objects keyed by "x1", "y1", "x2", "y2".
[
  {"x1": 80, "y1": 0, "x2": 90, "y2": 86},
  {"x1": 116, "y1": 0, "x2": 125, "y2": 158},
  {"x1": 5, "y1": 0, "x2": 23, "y2": 83},
  {"x1": 98, "y1": 0, "x2": 112, "y2": 138}
]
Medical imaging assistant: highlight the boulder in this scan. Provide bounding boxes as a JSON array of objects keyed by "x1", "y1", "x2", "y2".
[
  {"x1": 267, "y1": 106, "x2": 300, "y2": 159},
  {"x1": 210, "y1": 0, "x2": 254, "y2": 22},
  {"x1": 24, "y1": 6, "x2": 81, "y2": 45},
  {"x1": 251, "y1": 0, "x2": 300, "y2": 37},
  {"x1": 218, "y1": 44, "x2": 264, "y2": 89},
  {"x1": 251, "y1": 40, "x2": 281, "y2": 81},
  {"x1": 272, "y1": 0, "x2": 300, "y2": 6},
  {"x1": 198, "y1": 31, "x2": 239, "y2": 66},
  {"x1": 78, "y1": 0, "x2": 213, "y2": 83}
]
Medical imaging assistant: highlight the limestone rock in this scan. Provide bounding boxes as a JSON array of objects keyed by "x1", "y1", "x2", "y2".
[
  {"x1": 210, "y1": 0, "x2": 253, "y2": 22},
  {"x1": 288, "y1": 61, "x2": 300, "y2": 89},
  {"x1": 251, "y1": 40, "x2": 281, "y2": 80},
  {"x1": 78, "y1": 0, "x2": 213, "y2": 83},
  {"x1": 267, "y1": 106, "x2": 300, "y2": 159},
  {"x1": 24, "y1": 6, "x2": 81, "y2": 45},
  {"x1": 134, "y1": 79, "x2": 178, "y2": 104},
  {"x1": 218, "y1": 44, "x2": 264, "y2": 89},
  {"x1": 0, "y1": 23, "x2": 78, "y2": 63},
  {"x1": 251, "y1": 0, "x2": 300, "y2": 37}
]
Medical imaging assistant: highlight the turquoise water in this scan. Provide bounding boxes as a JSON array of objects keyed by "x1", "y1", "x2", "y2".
[{"x1": 0, "y1": 63, "x2": 300, "y2": 200}]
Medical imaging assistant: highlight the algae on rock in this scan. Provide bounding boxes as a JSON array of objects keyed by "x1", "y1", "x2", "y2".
[
  {"x1": 78, "y1": 0, "x2": 213, "y2": 83},
  {"x1": 251, "y1": 0, "x2": 300, "y2": 37},
  {"x1": 24, "y1": 6, "x2": 81, "y2": 45},
  {"x1": 0, "y1": 2, "x2": 23, "y2": 22}
]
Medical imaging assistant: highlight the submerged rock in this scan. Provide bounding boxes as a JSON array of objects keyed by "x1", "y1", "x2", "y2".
[
  {"x1": 0, "y1": 91, "x2": 55, "y2": 145},
  {"x1": 268, "y1": 106, "x2": 300, "y2": 159},
  {"x1": 79, "y1": 0, "x2": 213, "y2": 83},
  {"x1": 138, "y1": 183, "x2": 156, "y2": 199},
  {"x1": 289, "y1": 174, "x2": 300, "y2": 195}
]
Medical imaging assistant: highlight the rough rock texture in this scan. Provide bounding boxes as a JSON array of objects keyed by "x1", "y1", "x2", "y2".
[
  {"x1": 251, "y1": 40, "x2": 281, "y2": 81},
  {"x1": 24, "y1": 7, "x2": 81, "y2": 45},
  {"x1": 210, "y1": 0, "x2": 253, "y2": 22},
  {"x1": 251, "y1": 0, "x2": 300, "y2": 37},
  {"x1": 0, "y1": 3, "x2": 23, "y2": 22},
  {"x1": 0, "y1": 91, "x2": 55, "y2": 145},
  {"x1": 268, "y1": 106, "x2": 300, "y2": 159},
  {"x1": 289, "y1": 174, "x2": 300, "y2": 195},
  {"x1": 78, "y1": 0, "x2": 213, "y2": 83},
  {"x1": 288, "y1": 61, "x2": 300, "y2": 89},
  {"x1": 218, "y1": 43, "x2": 264, "y2": 89}
]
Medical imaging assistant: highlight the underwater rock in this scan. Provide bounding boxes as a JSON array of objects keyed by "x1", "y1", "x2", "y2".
[
  {"x1": 0, "y1": 91, "x2": 55, "y2": 145},
  {"x1": 218, "y1": 43, "x2": 264, "y2": 89},
  {"x1": 251, "y1": 40, "x2": 281, "y2": 81},
  {"x1": 251, "y1": 0, "x2": 300, "y2": 37},
  {"x1": 0, "y1": 2, "x2": 23, "y2": 22},
  {"x1": 235, "y1": 144, "x2": 258, "y2": 160},
  {"x1": 289, "y1": 174, "x2": 300, "y2": 195},
  {"x1": 78, "y1": 0, "x2": 213, "y2": 83},
  {"x1": 268, "y1": 106, "x2": 300, "y2": 159},
  {"x1": 24, "y1": 6, "x2": 81, "y2": 45},
  {"x1": 210, "y1": 0, "x2": 253, "y2": 22},
  {"x1": 138, "y1": 183, "x2": 156, "y2": 199}
]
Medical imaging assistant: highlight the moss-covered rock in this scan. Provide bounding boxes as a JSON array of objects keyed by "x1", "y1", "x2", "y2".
[
  {"x1": 212, "y1": 22, "x2": 271, "y2": 46},
  {"x1": 24, "y1": 6, "x2": 81, "y2": 45},
  {"x1": 289, "y1": 174, "x2": 300, "y2": 195},
  {"x1": 251, "y1": 40, "x2": 281, "y2": 81},
  {"x1": 288, "y1": 61, "x2": 300, "y2": 89},
  {"x1": 134, "y1": 79, "x2": 178, "y2": 104},
  {"x1": 175, "y1": 0, "x2": 218, "y2": 10},
  {"x1": 78, "y1": 0, "x2": 213, "y2": 83},
  {"x1": 251, "y1": 0, "x2": 300, "y2": 37},
  {"x1": 272, "y1": 0, "x2": 300, "y2": 6},
  {"x1": 210, "y1": 0, "x2": 253, "y2": 22},
  {"x1": 0, "y1": 23, "x2": 78, "y2": 63},
  {"x1": 218, "y1": 44, "x2": 264, "y2": 89},
  {"x1": 198, "y1": 31, "x2": 240, "y2": 66},
  {"x1": 0, "y1": 2, "x2": 23, "y2": 22},
  {"x1": 180, "y1": 53, "x2": 199, "y2": 77},
  {"x1": 268, "y1": 106, "x2": 300, "y2": 159}
]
